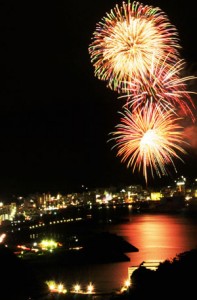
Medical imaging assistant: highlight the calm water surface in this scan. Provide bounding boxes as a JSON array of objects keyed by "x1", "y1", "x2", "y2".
[{"x1": 46, "y1": 212, "x2": 197, "y2": 293}]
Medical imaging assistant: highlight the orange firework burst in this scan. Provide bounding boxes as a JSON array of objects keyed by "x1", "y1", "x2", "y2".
[
  {"x1": 119, "y1": 57, "x2": 197, "y2": 121},
  {"x1": 108, "y1": 103, "x2": 188, "y2": 183},
  {"x1": 89, "y1": 0, "x2": 181, "y2": 92}
]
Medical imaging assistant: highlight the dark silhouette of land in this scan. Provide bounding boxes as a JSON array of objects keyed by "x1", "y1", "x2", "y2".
[
  {"x1": 1, "y1": 242, "x2": 197, "y2": 299},
  {"x1": 111, "y1": 248, "x2": 197, "y2": 299},
  {"x1": 0, "y1": 244, "x2": 48, "y2": 300}
]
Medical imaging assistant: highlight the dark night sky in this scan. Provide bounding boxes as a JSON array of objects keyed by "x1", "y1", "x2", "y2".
[{"x1": 1, "y1": 0, "x2": 197, "y2": 197}]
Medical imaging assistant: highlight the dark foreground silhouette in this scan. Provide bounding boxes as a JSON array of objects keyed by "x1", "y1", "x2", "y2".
[
  {"x1": 1, "y1": 243, "x2": 197, "y2": 300},
  {"x1": 111, "y1": 248, "x2": 197, "y2": 299},
  {"x1": 0, "y1": 244, "x2": 48, "y2": 300}
]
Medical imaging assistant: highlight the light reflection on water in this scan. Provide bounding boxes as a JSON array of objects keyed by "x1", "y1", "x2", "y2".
[
  {"x1": 110, "y1": 214, "x2": 197, "y2": 264},
  {"x1": 43, "y1": 212, "x2": 197, "y2": 293}
]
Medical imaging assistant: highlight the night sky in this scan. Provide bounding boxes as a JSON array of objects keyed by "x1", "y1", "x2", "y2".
[{"x1": 1, "y1": 0, "x2": 197, "y2": 197}]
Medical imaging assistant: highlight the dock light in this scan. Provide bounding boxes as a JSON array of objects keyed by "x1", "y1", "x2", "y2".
[
  {"x1": 87, "y1": 282, "x2": 94, "y2": 293},
  {"x1": 73, "y1": 284, "x2": 81, "y2": 293}
]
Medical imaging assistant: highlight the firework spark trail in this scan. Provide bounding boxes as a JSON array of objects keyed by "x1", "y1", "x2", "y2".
[
  {"x1": 108, "y1": 104, "x2": 188, "y2": 184},
  {"x1": 89, "y1": 1, "x2": 197, "y2": 183},
  {"x1": 119, "y1": 57, "x2": 197, "y2": 121},
  {"x1": 89, "y1": 0, "x2": 181, "y2": 92}
]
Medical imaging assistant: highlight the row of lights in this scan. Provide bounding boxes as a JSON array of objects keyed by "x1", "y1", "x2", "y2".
[
  {"x1": 46, "y1": 281, "x2": 95, "y2": 294},
  {"x1": 46, "y1": 279, "x2": 131, "y2": 295}
]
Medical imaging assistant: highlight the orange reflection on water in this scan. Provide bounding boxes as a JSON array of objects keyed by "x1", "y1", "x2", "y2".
[{"x1": 113, "y1": 214, "x2": 197, "y2": 265}]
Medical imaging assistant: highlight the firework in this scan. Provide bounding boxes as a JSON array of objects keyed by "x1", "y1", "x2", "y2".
[
  {"x1": 108, "y1": 104, "x2": 188, "y2": 183},
  {"x1": 89, "y1": 0, "x2": 181, "y2": 92},
  {"x1": 119, "y1": 57, "x2": 197, "y2": 121}
]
